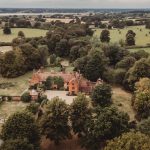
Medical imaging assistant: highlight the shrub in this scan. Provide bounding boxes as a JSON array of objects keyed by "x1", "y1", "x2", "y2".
[
  {"x1": 21, "y1": 92, "x2": 31, "y2": 103},
  {"x1": 3, "y1": 26, "x2": 11, "y2": 35}
]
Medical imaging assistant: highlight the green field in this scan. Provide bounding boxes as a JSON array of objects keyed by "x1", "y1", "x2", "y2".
[
  {"x1": 0, "y1": 28, "x2": 48, "y2": 42},
  {"x1": 94, "y1": 25, "x2": 150, "y2": 46},
  {"x1": 128, "y1": 47, "x2": 150, "y2": 54}
]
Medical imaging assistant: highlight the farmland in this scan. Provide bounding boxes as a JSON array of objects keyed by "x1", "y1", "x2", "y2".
[
  {"x1": 0, "y1": 28, "x2": 48, "y2": 42},
  {"x1": 94, "y1": 25, "x2": 150, "y2": 46}
]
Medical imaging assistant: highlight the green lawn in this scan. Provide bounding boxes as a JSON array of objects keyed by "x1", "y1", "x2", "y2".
[
  {"x1": 128, "y1": 47, "x2": 150, "y2": 54},
  {"x1": 0, "y1": 101, "x2": 27, "y2": 131},
  {"x1": 0, "y1": 28, "x2": 48, "y2": 42},
  {"x1": 0, "y1": 65, "x2": 74, "y2": 96},
  {"x1": 94, "y1": 25, "x2": 150, "y2": 46}
]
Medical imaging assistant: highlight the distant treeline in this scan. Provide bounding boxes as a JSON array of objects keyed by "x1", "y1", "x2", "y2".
[{"x1": 0, "y1": 8, "x2": 150, "y2": 14}]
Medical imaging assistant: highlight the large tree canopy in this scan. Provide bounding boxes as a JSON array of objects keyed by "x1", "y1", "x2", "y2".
[
  {"x1": 80, "y1": 106, "x2": 129, "y2": 150},
  {"x1": 39, "y1": 97, "x2": 71, "y2": 145},
  {"x1": 1, "y1": 112, "x2": 40, "y2": 149},
  {"x1": 104, "y1": 131, "x2": 150, "y2": 150}
]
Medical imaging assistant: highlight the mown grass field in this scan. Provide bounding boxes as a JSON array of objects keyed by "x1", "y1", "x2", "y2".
[
  {"x1": 128, "y1": 47, "x2": 150, "y2": 54},
  {"x1": 94, "y1": 25, "x2": 150, "y2": 46},
  {"x1": 0, "y1": 28, "x2": 48, "y2": 42}
]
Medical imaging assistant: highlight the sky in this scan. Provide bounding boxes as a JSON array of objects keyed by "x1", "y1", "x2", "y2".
[{"x1": 0, "y1": 0, "x2": 150, "y2": 8}]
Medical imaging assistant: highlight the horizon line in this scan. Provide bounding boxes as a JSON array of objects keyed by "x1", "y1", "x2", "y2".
[{"x1": 0, "y1": 7, "x2": 150, "y2": 9}]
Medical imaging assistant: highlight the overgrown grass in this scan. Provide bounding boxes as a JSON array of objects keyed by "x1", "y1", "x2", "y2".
[{"x1": 112, "y1": 86, "x2": 135, "y2": 121}]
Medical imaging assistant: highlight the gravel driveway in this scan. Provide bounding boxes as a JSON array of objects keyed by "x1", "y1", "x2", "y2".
[{"x1": 45, "y1": 90, "x2": 76, "y2": 104}]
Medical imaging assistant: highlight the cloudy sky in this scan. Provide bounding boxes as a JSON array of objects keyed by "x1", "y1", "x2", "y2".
[{"x1": 0, "y1": 0, "x2": 149, "y2": 8}]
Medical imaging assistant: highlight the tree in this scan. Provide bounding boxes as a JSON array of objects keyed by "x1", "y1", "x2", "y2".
[
  {"x1": 38, "y1": 45, "x2": 49, "y2": 67},
  {"x1": 126, "y1": 30, "x2": 136, "y2": 46},
  {"x1": 70, "y1": 45, "x2": 81, "y2": 61},
  {"x1": 91, "y1": 83, "x2": 112, "y2": 106},
  {"x1": 26, "y1": 102, "x2": 40, "y2": 115},
  {"x1": 138, "y1": 117, "x2": 150, "y2": 136},
  {"x1": 45, "y1": 76, "x2": 53, "y2": 90},
  {"x1": 80, "y1": 106, "x2": 129, "y2": 150},
  {"x1": 104, "y1": 131, "x2": 150, "y2": 150},
  {"x1": 1, "y1": 139, "x2": 34, "y2": 150},
  {"x1": 18, "y1": 31, "x2": 25, "y2": 38},
  {"x1": 50, "y1": 54, "x2": 56, "y2": 64},
  {"x1": 70, "y1": 94, "x2": 92, "y2": 137},
  {"x1": 100, "y1": 30, "x2": 110, "y2": 43},
  {"x1": 133, "y1": 78, "x2": 150, "y2": 119},
  {"x1": 116, "y1": 56, "x2": 136, "y2": 70},
  {"x1": 19, "y1": 43, "x2": 41, "y2": 70},
  {"x1": 53, "y1": 76, "x2": 64, "y2": 89},
  {"x1": 55, "y1": 39, "x2": 69, "y2": 57},
  {"x1": 145, "y1": 20, "x2": 150, "y2": 29},
  {"x1": 39, "y1": 97, "x2": 71, "y2": 145},
  {"x1": 124, "y1": 57, "x2": 150, "y2": 91},
  {"x1": 3, "y1": 26, "x2": 11, "y2": 34},
  {"x1": 113, "y1": 68, "x2": 126, "y2": 85},
  {"x1": 21, "y1": 92, "x2": 32, "y2": 103},
  {"x1": 130, "y1": 50, "x2": 149, "y2": 61},
  {"x1": 75, "y1": 49, "x2": 108, "y2": 82},
  {"x1": 1, "y1": 49, "x2": 26, "y2": 78},
  {"x1": 102, "y1": 44, "x2": 129, "y2": 66},
  {"x1": 1, "y1": 112, "x2": 40, "y2": 149}
]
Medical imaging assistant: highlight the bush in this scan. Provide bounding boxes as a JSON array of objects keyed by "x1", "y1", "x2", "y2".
[
  {"x1": 113, "y1": 69, "x2": 126, "y2": 85},
  {"x1": 21, "y1": 92, "x2": 32, "y2": 103}
]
